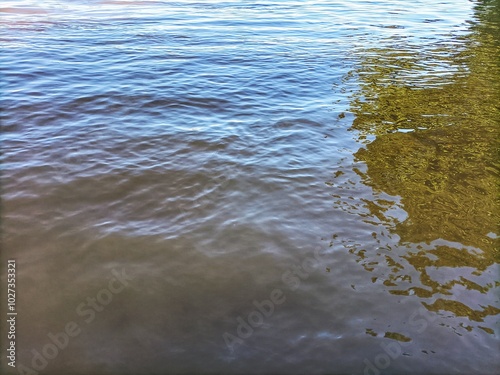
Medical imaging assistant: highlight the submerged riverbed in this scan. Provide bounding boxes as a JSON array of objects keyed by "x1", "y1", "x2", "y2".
[{"x1": 1, "y1": 0, "x2": 499, "y2": 374}]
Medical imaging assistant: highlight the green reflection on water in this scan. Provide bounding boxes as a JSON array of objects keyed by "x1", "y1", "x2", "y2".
[
  {"x1": 384, "y1": 331, "x2": 412, "y2": 342},
  {"x1": 344, "y1": 0, "x2": 499, "y2": 328}
]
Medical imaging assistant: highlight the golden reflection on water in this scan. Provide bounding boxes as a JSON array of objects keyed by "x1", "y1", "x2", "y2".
[{"x1": 342, "y1": 0, "x2": 499, "y2": 331}]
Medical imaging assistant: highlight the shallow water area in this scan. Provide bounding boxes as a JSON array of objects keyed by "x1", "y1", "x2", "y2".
[{"x1": 1, "y1": 1, "x2": 499, "y2": 374}]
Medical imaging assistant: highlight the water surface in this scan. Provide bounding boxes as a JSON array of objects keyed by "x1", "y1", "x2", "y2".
[{"x1": 1, "y1": 1, "x2": 499, "y2": 374}]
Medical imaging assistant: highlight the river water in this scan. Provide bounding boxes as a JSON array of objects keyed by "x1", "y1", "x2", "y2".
[{"x1": 1, "y1": 1, "x2": 499, "y2": 374}]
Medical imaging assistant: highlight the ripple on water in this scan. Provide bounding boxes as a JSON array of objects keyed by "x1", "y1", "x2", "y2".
[{"x1": 1, "y1": 0, "x2": 499, "y2": 374}]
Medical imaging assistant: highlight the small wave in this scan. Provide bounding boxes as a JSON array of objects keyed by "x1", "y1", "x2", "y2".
[
  {"x1": 274, "y1": 118, "x2": 323, "y2": 129},
  {"x1": 0, "y1": 7, "x2": 48, "y2": 14}
]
